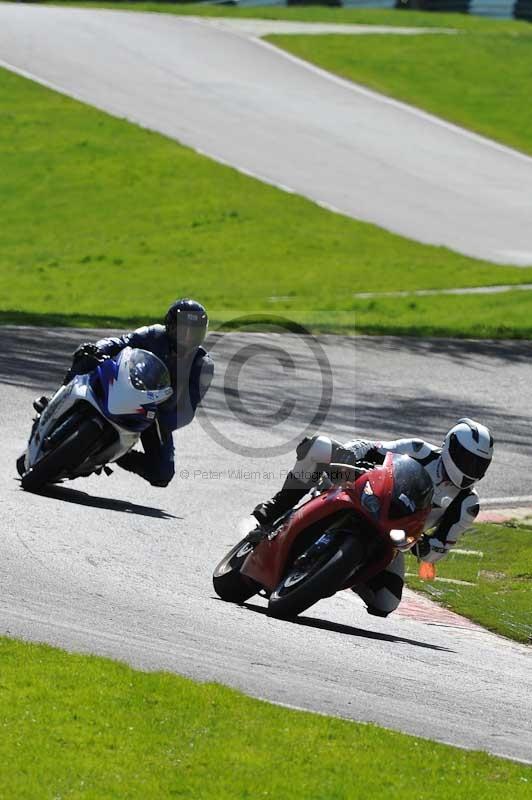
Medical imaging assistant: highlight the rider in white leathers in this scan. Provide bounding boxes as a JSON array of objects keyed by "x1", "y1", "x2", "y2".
[{"x1": 252, "y1": 419, "x2": 494, "y2": 617}]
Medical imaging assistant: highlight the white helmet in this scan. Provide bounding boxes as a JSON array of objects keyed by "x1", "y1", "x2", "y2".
[{"x1": 441, "y1": 418, "x2": 493, "y2": 489}]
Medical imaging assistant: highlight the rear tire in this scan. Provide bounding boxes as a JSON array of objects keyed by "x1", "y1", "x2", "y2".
[
  {"x1": 268, "y1": 533, "x2": 365, "y2": 620},
  {"x1": 20, "y1": 418, "x2": 104, "y2": 493},
  {"x1": 213, "y1": 537, "x2": 258, "y2": 603}
]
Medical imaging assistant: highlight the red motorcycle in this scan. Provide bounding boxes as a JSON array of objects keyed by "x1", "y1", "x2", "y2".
[{"x1": 213, "y1": 453, "x2": 433, "y2": 620}]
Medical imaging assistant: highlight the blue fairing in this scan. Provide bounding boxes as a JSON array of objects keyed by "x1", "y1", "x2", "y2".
[{"x1": 89, "y1": 358, "x2": 157, "y2": 432}]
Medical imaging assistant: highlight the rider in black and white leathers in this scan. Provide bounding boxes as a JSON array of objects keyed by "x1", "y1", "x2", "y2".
[
  {"x1": 252, "y1": 420, "x2": 493, "y2": 618},
  {"x1": 335, "y1": 436, "x2": 482, "y2": 617},
  {"x1": 341, "y1": 437, "x2": 481, "y2": 564}
]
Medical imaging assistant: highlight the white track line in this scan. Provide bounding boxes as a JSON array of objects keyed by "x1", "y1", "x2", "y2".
[
  {"x1": 405, "y1": 573, "x2": 476, "y2": 586},
  {"x1": 482, "y1": 496, "x2": 532, "y2": 507},
  {"x1": 3, "y1": 7, "x2": 532, "y2": 245},
  {"x1": 0, "y1": 57, "x2": 85, "y2": 100},
  {"x1": 255, "y1": 694, "x2": 532, "y2": 764},
  {"x1": 0, "y1": 56, "x2": 344, "y2": 215},
  {"x1": 253, "y1": 35, "x2": 532, "y2": 166},
  {"x1": 186, "y1": 11, "x2": 532, "y2": 166},
  {"x1": 353, "y1": 284, "x2": 532, "y2": 299}
]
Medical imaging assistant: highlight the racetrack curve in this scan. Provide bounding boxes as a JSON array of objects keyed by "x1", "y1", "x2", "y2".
[
  {"x1": 1, "y1": 3, "x2": 532, "y2": 265},
  {"x1": 2, "y1": 327, "x2": 531, "y2": 763}
]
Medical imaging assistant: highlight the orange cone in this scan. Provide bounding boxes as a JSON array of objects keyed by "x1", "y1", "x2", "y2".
[{"x1": 418, "y1": 561, "x2": 437, "y2": 581}]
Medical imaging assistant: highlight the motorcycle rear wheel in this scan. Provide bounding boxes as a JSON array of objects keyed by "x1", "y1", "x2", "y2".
[
  {"x1": 20, "y1": 417, "x2": 104, "y2": 493},
  {"x1": 268, "y1": 533, "x2": 364, "y2": 620},
  {"x1": 213, "y1": 537, "x2": 259, "y2": 604}
]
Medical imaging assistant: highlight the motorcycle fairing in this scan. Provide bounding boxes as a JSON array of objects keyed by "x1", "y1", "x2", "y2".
[
  {"x1": 241, "y1": 453, "x2": 430, "y2": 592},
  {"x1": 26, "y1": 374, "x2": 138, "y2": 475},
  {"x1": 93, "y1": 359, "x2": 152, "y2": 433},
  {"x1": 22, "y1": 347, "x2": 174, "y2": 481},
  {"x1": 94, "y1": 349, "x2": 173, "y2": 432},
  {"x1": 27, "y1": 379, "x2": 90, "y2": 468},
  {"x1": 107, "y1": 349, "x2": 172, "y2": 414},
  {"x1": 241, "y1": 490, "x2": 361, "y2": 592},
  {"x1": 343, "y1": 453, "x2": 429, "y2": 540}
]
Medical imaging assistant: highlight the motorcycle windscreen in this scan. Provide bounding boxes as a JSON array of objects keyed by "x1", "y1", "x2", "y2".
[
  {"x1": 107, "y1": 349, "x2": 172, "y2": 415},
  {"x1": 128, "y1": 349, "x2": 172, "y2": 393},
  {"x1": 387, "y1": 454, "x2": 434, "y2": 519}
]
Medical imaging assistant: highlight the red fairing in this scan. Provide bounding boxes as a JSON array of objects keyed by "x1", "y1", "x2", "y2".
[
  {"x1": 347, "y1": 451, "x2": 431, "y2": 542},
  {"x1": 241, "y1": 452, "x2": 430, "y2": 592},
  {"x1": 241, "y1": 489, "x2": 355, "y2": 592}
]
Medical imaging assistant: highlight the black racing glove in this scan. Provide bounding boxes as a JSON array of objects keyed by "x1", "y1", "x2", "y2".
[
  {"x1": 73, "y1": 342, "x2": 101, "y2": 362},
  {"x1": 332, "y1": 447, "x2": 359, "y2": 467},
  {"x1": 411, "y1": 535, "x2": 431, "y2": 560},
  {"x1": 73, "y1": 342, "x2": 109, "y2": 372},
  {"x1": 63, "y1": 342, "x2": 109, "y2": 384},
  {"x1": 332, "y1": 441, "x2": 379, "y2": 466}
]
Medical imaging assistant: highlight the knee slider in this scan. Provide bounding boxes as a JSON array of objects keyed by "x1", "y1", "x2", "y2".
[
  {"x1": 148, "y1": 461, "x2": 175, "y2": 487},
  {"x1": 367, "y1": 606, "x2": 390, "y2": 618}
]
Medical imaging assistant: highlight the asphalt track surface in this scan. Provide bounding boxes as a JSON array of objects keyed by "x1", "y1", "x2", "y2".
[
  {"x1": 1, "y1": 4, "x2": 532, "y2": 265},
  {"x1": 2, "y1": 327, "x2": 531, "y2": 763}
]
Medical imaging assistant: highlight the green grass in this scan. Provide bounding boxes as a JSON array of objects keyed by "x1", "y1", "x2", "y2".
[
  {"x1": 406, "y1": 523, "x2": 532, "y2": 643},
  {"x1": 40, "y1": 2, "x2": 532, "y2": 33},
  {"x1": 0, "y1": 636, "x2": 531, "y2": 798},
  {"x1": 270, "y1": 289, "x2": 532, "y2": 338},
  {"x1": 269, "y1": 27, "x2": 532, "y2": 157},
  {"x1": 41, "y1": 5, "x2": 532, "y2": 155},
  {"x1": 3, "y1": 66, "x2": 532, "y2": 336}
]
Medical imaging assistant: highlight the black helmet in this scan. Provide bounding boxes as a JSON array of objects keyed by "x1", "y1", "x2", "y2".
[{"x1": 165, "y1": 298, "x2": 208, "y2": 356}]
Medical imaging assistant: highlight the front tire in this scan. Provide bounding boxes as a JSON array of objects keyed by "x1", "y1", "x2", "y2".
[
  {"x1": 16, "y1": 454, "x2": 26, "y2": 477},
  {"x1": 20, "y1": 418, "x2": 104, "y2": 493},
  {"x1": 213, "y1": 537, "x2": 258, "y2": 603},
  {"x1": 268, "y1": 533, "x2": 365, "y2": 620}
]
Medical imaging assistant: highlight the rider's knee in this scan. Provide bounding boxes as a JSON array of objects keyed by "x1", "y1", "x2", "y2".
[
  {"x1": 295, "y1": 435, "x2": 333, "y2": 466},
  {"x1": 293, "y1": 435, "x2": 333, "y2": 485}
]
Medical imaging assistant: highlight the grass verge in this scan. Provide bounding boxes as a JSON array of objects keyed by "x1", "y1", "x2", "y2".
[
  {"x1": 41, "y1": 2, "x2": 532, "y2": 33},
  {"x1": 5, "y1": 287, "x2": 532, "y2": 338},
  {"x1": 39, "y1": 4, "x2": 532, "y2": 154},
  {"x1": 3, "y1": 67, "x2": 532, "y2": 337},
  {"x1": 0, "y1": 635, "x2": 531, "y2": 798},
  {"x1": 406, "y1": 523, "x2": 532, "y2": 644},
  {"x1": 269, "y1": 24, "x2": 532, "y2": 157}
]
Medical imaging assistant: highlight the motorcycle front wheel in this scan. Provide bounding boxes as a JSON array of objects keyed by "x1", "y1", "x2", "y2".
[
  {"x1": 20, "y1": 417, "x2": 104, "y2": 493},
  {"x1": 267, "y1": 533, "x2": 365, "y2": 620},
  {"x1": 212, "y1": 537, "x2": 259, "y2": 604}
]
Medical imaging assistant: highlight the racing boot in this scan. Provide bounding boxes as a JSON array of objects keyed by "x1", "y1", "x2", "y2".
[
  {"x1": 33, "y1": 395, "x2": 49, "y2": 414},
  {"x1": 252, "y1": 471, "x2": 308, "y2": 528},
  {"x1": 116, "y1": 450, "x2": 146, "y2": 477}
]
